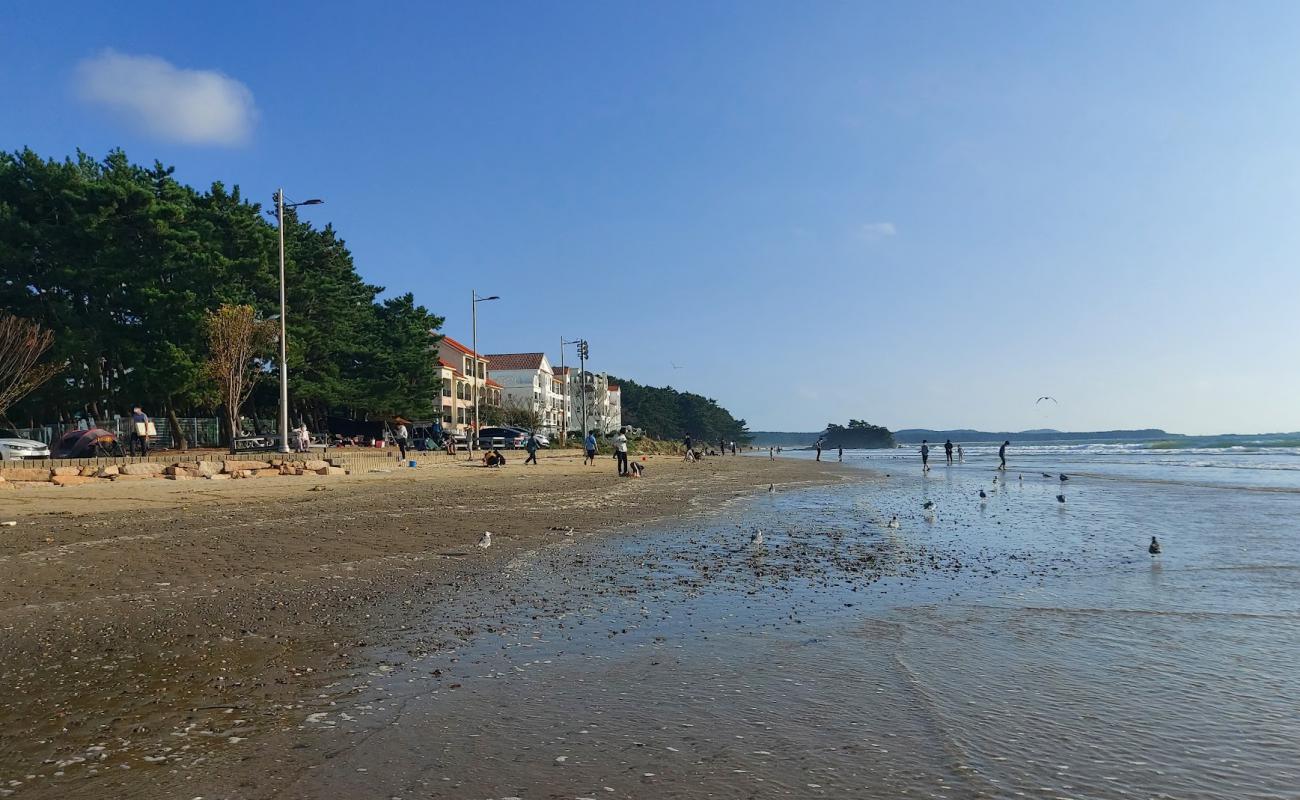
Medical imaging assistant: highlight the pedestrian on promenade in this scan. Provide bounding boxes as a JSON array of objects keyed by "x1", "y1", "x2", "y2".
[
  {"x1": 999, "y1": 440, "x2": 1010, "y2": 471},
  {"x1": 129, "y1": 406, "x2": 151, "y2": 457},
  {"x1": 615, "y1": 428, "x2": 629, "y2": 476},
  {"x1": 524, "y1": 431, "x2": 540, "y2": 465},
  {"x1": 584, "y1": 430, "x2": 597, "y2": 465},
  {"x1": 395, "y1": 421, "x2": 409, "y2": 460},
  {"x1": 944, "y1": 439, "x2": 954, "y2": 466},
  {"x1": 921, "y1": 440, "x2": 930, "y2": 471}
]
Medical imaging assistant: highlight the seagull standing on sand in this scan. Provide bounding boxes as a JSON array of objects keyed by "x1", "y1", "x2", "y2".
[
  {"x1": 750, "y1": 529, "x2": 764, "y2": 546},
  {"x1": 1056, "y1": 494, "x2": 1066, "y2": 504},
  {"x1": 477, "y1": 531, "x2": 493, "y2": 549},
  {"x1": 979, "y1": 489, "x2": 988, "y2": 501},
  {"x1": 1041, "y1": 472, "x2": 1053, "y2": 479},
  {"x1": 923, "y1": 500, "x2": 935, "y2": 510},
  {"x1": 1060, "y1": 474, "x2": 1070, "y2": 483},
  {"x1": 887, "y1": 516, "x2": 900, "y2": 529},
  {"x1": 1149, "y1": 536, "x2": 1161, "y2": 556}
]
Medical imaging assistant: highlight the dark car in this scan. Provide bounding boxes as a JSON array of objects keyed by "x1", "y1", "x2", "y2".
[{"x1": 477, "y1": 426, "x2": 528, "y2": 450}]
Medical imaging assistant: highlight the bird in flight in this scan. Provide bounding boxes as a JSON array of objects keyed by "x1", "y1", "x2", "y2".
[
  {"x1": 1036, "y1": 396, "x2": 1058, "y2": 405},
  {"x1": 671, "y1": 362, "x2": 685, "y2": 369}
]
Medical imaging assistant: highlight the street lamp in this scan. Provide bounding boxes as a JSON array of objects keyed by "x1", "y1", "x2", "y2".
[
  {"x1": 275, "y1": 190, "x2": 323, "y2": 454},
  {"x1": 470, "y1": 290, "x2": 499, "y2": 457}
]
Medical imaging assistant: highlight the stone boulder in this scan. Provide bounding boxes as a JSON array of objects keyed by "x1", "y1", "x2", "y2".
[
  {"x1": 224, "y1": 460, "x2": 270, "y2": 474},
  {"x1": 52, "y1": 475, "x2": 97, "y2": 487},
  {"x1": 195, "y1": 461, "x2": 223, "y2": 477},
  {"x1": 120, "y1": 462, "x2": 165, "y2": 476},
  {"x1": 253, "y1": 468, "x2": 282, "y2": 478},
  {"x1": 96, "y1": 465, "x2": 120, "y2": 478},
  {"x1": 1, "y1": 468, "x2": 51, "y2": 482},
  {"x1": 51, "y1": 466, "x2": 82, "y2": 477},
  {"x1": 303, "y1": 459, "x2": 330, "y2": 472}
]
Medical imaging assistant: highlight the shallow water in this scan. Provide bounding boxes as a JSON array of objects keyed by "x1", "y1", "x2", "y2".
[{"x1": 278, "y1": 455, "x2": 1300, "y2": 799}]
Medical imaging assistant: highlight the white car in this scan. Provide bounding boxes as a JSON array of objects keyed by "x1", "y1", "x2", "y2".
[{"x1": 0, "y1": 428, "x2": 51, "y2": 460}]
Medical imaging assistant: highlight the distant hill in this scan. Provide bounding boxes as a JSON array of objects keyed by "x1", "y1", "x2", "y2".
[
  {"x1": 893, "y1": 428, "x2": 1176, "y2": 444},
  {"x1": 748, "y1": 431, "x2": 823, "y2": 447}
]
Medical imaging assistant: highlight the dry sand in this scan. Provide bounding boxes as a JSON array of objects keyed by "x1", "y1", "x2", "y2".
[{"x1": 0, "y1": 449, "x2": 844, "y2": 799}]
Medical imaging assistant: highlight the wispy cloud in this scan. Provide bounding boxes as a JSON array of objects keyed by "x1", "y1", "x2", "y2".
[
  {"x1": 75, "y1": 50, "x2": 257, "y2": 146},
  {"x1": 858, "y1": 222, "x2": 897, "y2": 241}
]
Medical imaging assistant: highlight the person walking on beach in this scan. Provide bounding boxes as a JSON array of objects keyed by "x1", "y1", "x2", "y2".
[
  {"x1": 614, "y1": 428, "x2": 629, "y2": 476},
  {"x1": 838, "y1": 447, "x2": 843, "y2": 462},
  {"x1": 395, "y1": 421, "x2": 409, "y2": 460},
  {"x1": 731, "y1": 441, "x2": 737, "y2": 455},
  {"x1": 129, "y1": 406, "x2": 150, "y2": 457},
  {"x1": 584, "y1": 430, "x2": 597, "y2": 465},
  {"x1": 958, "y1": 444, "x2": 964, "y2": 463},
  {"x1": 999, "y1": 440, "x2": 1010, "y2": 470},
  {"x1": 524, "y1": 431, "x2": 540, "y2": 465},
  {"x1": 920, "y1": 440, "x2": 930, "y2": 471},
  {"x1": 684, "y1": 434, "x2": 693, "y2": 459},
  {"x1": 720, "y1": 438, "x2": 726, "y2": 456},
  {"x1": 769, "y1": 446, "x2": 775, "y2": 460},
  {"x1": 815, "y1": 440, "x2": 823, "y2": 461},
  {"x1": 944, "y1": 439, "x2": 954, "y2": 466}
]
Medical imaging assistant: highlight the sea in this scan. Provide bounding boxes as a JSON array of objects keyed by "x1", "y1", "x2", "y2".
[{"x1": 291, "y1": 437, "x2": 1300, "y2": 799}]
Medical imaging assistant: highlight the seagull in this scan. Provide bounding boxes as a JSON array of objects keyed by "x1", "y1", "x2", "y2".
[
  {"x1": 1056, "y1": 494, "x2": 1066, "y2": 504},
  {"x1": 477, "y1": 531, "x2": 492, "y2": 549},
  {"x1": 993, "y1": 475, "x2": 999, "y2": 484},
  {"x1": 923, "y1": 500, "x2": 935, "y2": 510},
  {"x1": 1041, "y1": 472, "x2": 1053, "y2": 479},
  {"x1": 1148, "y1": 536, "x2": 1161, "y2": 556},
  {"x1": 671, "y1": 362, "x2": 685, "y2": 370},
  {"x1": 887, "y1": 516, "x2": 900, "y2": 529},
  {"x1": 1059, "y1": 474, "x2": 1070, "y2": 482},
  {"x1": 1036, "y1": 396, "x2": 1058, "y2": 405},
  {"x1": 979, "y1": 489, "x2": 988, "y2": 500},
  {"x1": 1018, "y1": 474, "x2": 1023, "y2": 481},
  {"x1": 750, "y1": 529, "x2": 764, "y2": 546}
]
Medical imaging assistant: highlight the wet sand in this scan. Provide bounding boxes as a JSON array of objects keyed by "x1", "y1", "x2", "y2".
[{"x1": 0, "y1": 450, "x2": 848, "y2": 799}]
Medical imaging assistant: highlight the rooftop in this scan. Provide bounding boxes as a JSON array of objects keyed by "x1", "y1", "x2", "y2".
[{"x1": 484, "y1": 352, "x2": 546, "y2": 371}]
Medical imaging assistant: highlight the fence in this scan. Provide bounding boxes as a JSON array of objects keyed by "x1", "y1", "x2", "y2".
[{"x1": 9, "y1": 417, "x2": 224, "y2": 448}]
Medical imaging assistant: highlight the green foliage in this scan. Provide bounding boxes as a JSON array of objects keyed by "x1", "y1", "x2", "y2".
[
  {"x1": 611, "y1": 376, "x2": 749, "y2": 443},
  {"x1": 821, "y1": 420, "x2": 895, "y2": 449},
  {"x1": 0, "y1": 148, "x2": 442, "y2": 427}
]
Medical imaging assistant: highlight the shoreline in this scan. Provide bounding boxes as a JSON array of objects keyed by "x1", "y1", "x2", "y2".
[{"x1": 0, "y1": 450, "x2": 855, "y2": 799}]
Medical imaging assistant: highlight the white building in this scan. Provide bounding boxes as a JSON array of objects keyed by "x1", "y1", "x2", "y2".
[
  {"x1": 558, "y1": 368, "x2": 622, "y2": 437},
  {"x1": 485, "y1": 353, "x2": 567, "y2": 435}
]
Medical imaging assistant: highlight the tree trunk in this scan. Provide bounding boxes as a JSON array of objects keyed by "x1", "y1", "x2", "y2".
[{"x1": 166, "y1": 401, "x2": 188, "y2": 451}]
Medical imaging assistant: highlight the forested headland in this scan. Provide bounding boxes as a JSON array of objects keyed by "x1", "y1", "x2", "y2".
[{"x1": 612, "y1": 377, "x2": 750, "y2": 443}]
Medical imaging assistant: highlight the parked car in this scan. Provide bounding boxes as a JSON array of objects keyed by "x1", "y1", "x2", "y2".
[
  {"x1": 507, "y1": 428, "x2": 550, "y2": 448},
  {"x1": 476, "y1": 426, "x2": 529, "y2": 450},
  {"x1": 0, "y1": 428, "x2": 51, "y2": 460}
]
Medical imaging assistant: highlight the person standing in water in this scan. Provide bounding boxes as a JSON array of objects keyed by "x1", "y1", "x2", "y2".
[
  {"x1": 920, "y1": 440, "x2": 930, "y2": 471},
  {"x1": 838, "y1": 446, "x2": 843, "y2": 462},
  {"x1": 944, "y1": 439, "x2": 954, "y2": 466},
  {"x1": 999, "y1": 440, "x2": 1010, "y2": 470},
  {"x1": 958, "y1": 444, "x2": 964, "y2": 463},
  {"x1": 815, "y1": 441, "x2": 823, "y2": 461}
]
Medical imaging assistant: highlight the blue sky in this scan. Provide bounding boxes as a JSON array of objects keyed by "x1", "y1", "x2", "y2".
[{"x1": 4, "y1": 1, "x2": 1299, "y2": 434}]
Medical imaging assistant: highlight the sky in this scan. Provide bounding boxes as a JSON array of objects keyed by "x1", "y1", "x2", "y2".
[{"x1": 3, "y1": 1, "x2": 1299, "y2": 435}]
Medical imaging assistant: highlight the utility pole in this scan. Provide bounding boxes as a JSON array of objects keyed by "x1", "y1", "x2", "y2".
[
  {"x1": 579, "y1": 339, "x2": 589, "y2": 438},
  {"x1": 471, "y1": 290, "x2": 499, "y2": 459},
  {"x1": 561, "y1": 337, "x2": 583, "y2": 446},
  {"x1": 274, "y1": 190, "x2": 323, "y2": 454}
]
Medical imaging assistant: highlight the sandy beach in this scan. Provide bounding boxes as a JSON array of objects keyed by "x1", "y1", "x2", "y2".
[{"x1": 0, "y1": 450, "x2": 847, "y2": 799}]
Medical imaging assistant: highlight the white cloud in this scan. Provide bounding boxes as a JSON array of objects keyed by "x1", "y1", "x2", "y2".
[
  {"x1": 859, "y1": 222, "x2": 897, "y2": 241},
  {"x1": 75, "y1": 50, "x2": 256, "y2": 146}
]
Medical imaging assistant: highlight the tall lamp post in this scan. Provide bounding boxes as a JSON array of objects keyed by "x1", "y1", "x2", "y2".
[
  {"x1": 275, "y1": 190, "x2": 323, "y2": 453},
  {"x1": 560, "y1": 337, "x2": 583, "y2": 445},
  {"x1": 470, "y1": 290, "x2": 499, "y2": 457}
]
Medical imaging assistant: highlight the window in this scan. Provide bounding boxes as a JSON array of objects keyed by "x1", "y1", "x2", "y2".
[
  {"x1": 464, "y1": 357, "x2": 473, "y2": 375},
  {"x1": 442, "y1": 383, "x2": 451, "y2": 397}
]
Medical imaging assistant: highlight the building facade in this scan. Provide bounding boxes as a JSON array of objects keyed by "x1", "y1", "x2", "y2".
[
  {"x1": 561, "y1": 369, "x2": 622, "y2": 437},
  {"x1": 434, "y1": 336, "x2": 500, "y2": 436},
  {"x1": 485, "y1": 352, "x2": 567, "y2": 435}
]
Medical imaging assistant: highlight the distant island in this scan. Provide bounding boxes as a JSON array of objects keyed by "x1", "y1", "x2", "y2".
[
  {"x1": 893, "y1": 428, "x2": 1175, "y2": 444},
  {"x1": 748, "y1": 421, "x2": 895, "y2": 449}
]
